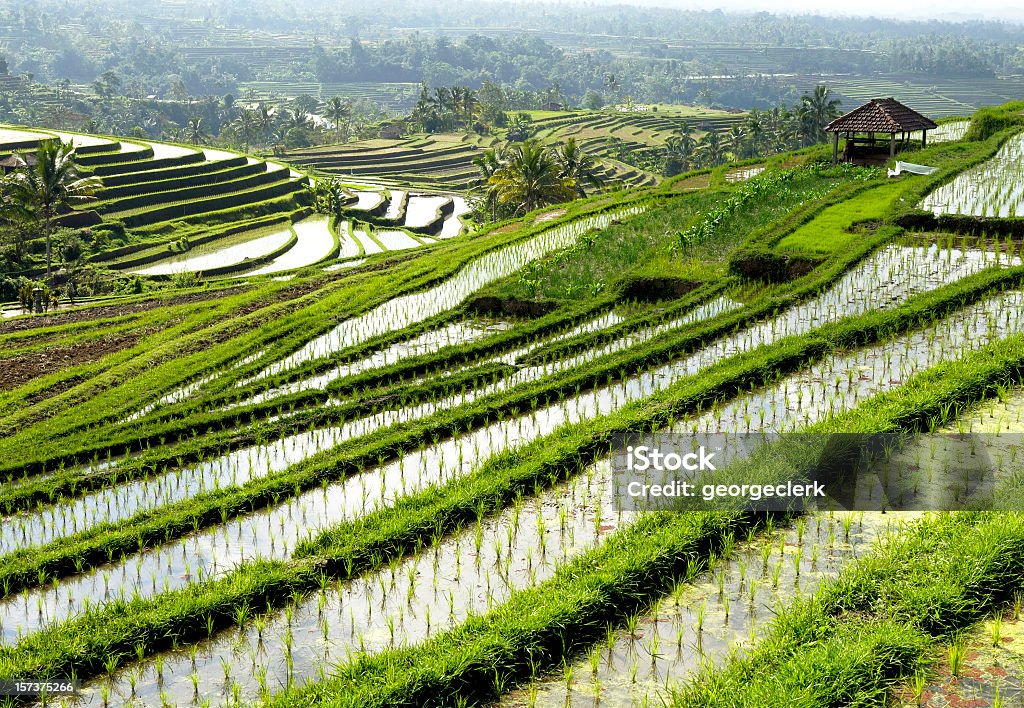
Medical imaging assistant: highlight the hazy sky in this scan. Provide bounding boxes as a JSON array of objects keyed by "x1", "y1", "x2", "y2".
[{"x1": 583, "y1": 0, "x2": 1024, "y2": 23}]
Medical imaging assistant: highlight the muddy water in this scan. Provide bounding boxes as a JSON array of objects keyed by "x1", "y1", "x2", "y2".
[
  {"x1": 38, "y1": 290, "x2": 1024, "y2": 705},
  {"x1": 901, "y1": 610, "x2": 1024, "y2": 707}
]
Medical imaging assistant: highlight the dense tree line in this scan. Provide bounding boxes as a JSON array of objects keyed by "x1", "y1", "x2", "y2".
[
  {"x1": 2, "y1": 0, "x2": 1023, "y2": 117},
  {"x1": 659, "y1": 85, "x2": 842, "y2": 176}
]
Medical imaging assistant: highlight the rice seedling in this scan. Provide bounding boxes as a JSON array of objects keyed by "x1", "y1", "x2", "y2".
[
  {"x1": 948, "y1": 632, "x2": 969, "y2": 677},
  {"x1": 921, "y1": 133, "x2": 1024, "y2": 217}
]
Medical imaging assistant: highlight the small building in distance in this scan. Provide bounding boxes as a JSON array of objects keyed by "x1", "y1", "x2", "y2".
[
  {"x1": 379, "y1": 122, "x2": 403, "y2": 140},
  {"x1": 825, "y1": 98, "x2": 937, "y2": 165},
  {"x1": 0, "y1": 152, "x2": 34, "y2": 174}
]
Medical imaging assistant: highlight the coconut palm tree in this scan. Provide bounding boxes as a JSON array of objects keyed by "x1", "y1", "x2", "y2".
[
  {"x1": 725, "y1": 124, "x2": 746, "y2": 160},
  {"x1": 430, "y1": 87, "x2": 453, "y2": 129},
  {"x1": 256, "y1": 103, "x2": 274, "y2": 146},
  {"x1": 799, "y1": 84, "x2": 842, "y2": 145},
  {"x1": 663, "y1": 124, "x2": 696, "y2": 175},
  {"x1": 449, "y1": 86, "x2": 467, "y2": 125},
  {"x1": 8, "y1": 139, "x2": 101, "y2": 285},
  {"x1": 554, "y1": 138, "x2": 603, "y2": 197},
  {"x1": 325, "y1": 96, "x2": 351, "y2": 141},
  {"x1": 184, "y1": 116, "x2": 207, "y2": 145},
  {"x1": 231, "y1": 110, "x2": 258, "y2": 153},
  {"x1": 0, "y1": 173, "x2": 33, "y2": 264},
  {"x1": 488, "y1": 139, "x2": 574, "y2": 216},
  {"x1": 286, "y1": 108, "x2": 312, "y2": 131},
  {"x1": 695, "y1": 131, "x2": 725, "y2": 167},
  {"x1": 745, "y1": 110, "x2": 766, "y2": 153},
  {"x1": 459, "y1": 89, "x2": 479, "y2": 127},
  {"x1": 473, "y1": 146, "x2": 506, "y2": 220}
]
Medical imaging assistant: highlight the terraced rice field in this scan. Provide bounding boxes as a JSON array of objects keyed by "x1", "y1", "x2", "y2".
[
  {"x1": 3, "y1": 110, "x2": 1024, "y2": 708},
  {"x1": 235, "y1": 81, "x2": 420, "y2": 110},
  {"x1": 806, "y1": 75, "x2": 1024, "y2": 118},
  {"x1": 911, "y1": 119, "x2": 970, "y2": 144},
  {"x1": 132, "y1": 225, "x2": 295, "y2": 276},
  {"x1": 280, "y1": 108, "x2": 736, "y2": 193},
  {"x1": 920, "y1": 132, "x2": 1024, "y2": 217},
  {"x1": 0, "y1": 125, "x2": 321, "y2": 279},
  {"x1": 283, "y1": 135, "x2": 486, "y2": 191},
  {"x1": 0, "y1": 125, "x2": 473, "y2": 279}
]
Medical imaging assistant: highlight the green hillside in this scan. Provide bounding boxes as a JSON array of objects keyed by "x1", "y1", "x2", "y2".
[{"x1": 3, "y1": 102, "x2": 1024, "y2": 708}]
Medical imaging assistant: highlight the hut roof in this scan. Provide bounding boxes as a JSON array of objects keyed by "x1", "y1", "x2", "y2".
[
  {"x1": 0, "y1": 153, "x2": 32, "y2": 169},
  {"x1": 825, "y1": 98, "x2": 938, "y2": 134}
]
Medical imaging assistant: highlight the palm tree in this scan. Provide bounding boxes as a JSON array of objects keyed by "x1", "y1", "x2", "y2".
[
  {"x1": 695, "y1": 131, "x2": 725, "y2": 167},
  {"x1": 472, "y1": 146, "x2": 506, "y2": 220},
  {"x1": 450, "y1": 86, "x2": 467, "y2": 125},
  {"x1": 325, "y1": 96, "x2": 351, "y2": 141},
  {"x1": 745, "y1": 110, "x2": 766, "y2": 153},
  {"x1": 231, "y1": 110, "x2": 257, "y2": 153},
  {"x1": 256, "y1": 103, "x2": 274, "y2": 146},
  {"x1": 431, "y1": 87, "x2": 452, "y2": 118},
  {"x1": 185, "y1": 116, "x2": 207, "y2": 146},
  {"x1": 554, "y1": 138, "x2": 603, "y2": 197},
  {"x1": 8, "y1": 139, "x2": 101, "y2": 285},
  {"x1": 0, "y1": 174, "x2": 33, "y2": 264},
  {"x1": 725, "y1": 125, "x2": 746, "y2": 160},
  {"x1": 459, "y1": 89, "x2": 479, "y2": 127},
  {"x1": 286, "y1": 108, "x2": 311, "y2": 131},
  {"x1": 488, "y1": 139, "x2": 575, "y2": 216},
  {"x1": 799, "y1": 84, "x2": 841, "y2": 145},
  {"x1": 773, "y1": 107, "x2": 802, "y2": 152},
  {"x1": 663, "y1": 124, "x2": 696, "y2": 176}
]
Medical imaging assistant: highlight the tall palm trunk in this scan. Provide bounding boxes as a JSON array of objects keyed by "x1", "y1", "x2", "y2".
[{"x1": 44, "y1": 202, "x2": 53, "y2": 285}]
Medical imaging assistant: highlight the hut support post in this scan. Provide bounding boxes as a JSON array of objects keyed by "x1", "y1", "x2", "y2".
[
  {"x1": 922, "y1": 129, "x2": 927, "y2": 148},
  {"x1": 889, "y1": 132, "x2": 896, "y2": 158},
  {"x1": 832, "y1": 132, "x2": 839, "y2": 164}
]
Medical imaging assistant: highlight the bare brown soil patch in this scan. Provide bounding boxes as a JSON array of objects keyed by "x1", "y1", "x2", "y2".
[
  {"x1": 669, "y1": 175, "x2": 711, "y2": 191},
  {"x1": 535, "y1": 208, "x2": 567, "y2": 223},
  {"x1": 0, "y1": 332, "x2": 144, "y2": 392}
]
